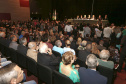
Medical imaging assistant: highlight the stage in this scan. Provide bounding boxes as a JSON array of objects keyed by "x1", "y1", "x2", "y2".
[{"x1": 67, "y1": 19, "x2": 109, "y2": 26}]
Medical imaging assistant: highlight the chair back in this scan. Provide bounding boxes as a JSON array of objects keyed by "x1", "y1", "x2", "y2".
[
  {"x1": 37, "y1": 63, "x2": 52, "y2": 84},
  {"x1": 26, "y1": 56, "x2": 37, "y2": 76},
  {"x1": 52, "y1": 50, "x2": 61, "y2": 57},
  {"x1": 10, "y1": 48, "x2": 18, "y2": 63},
  {"x1": 53, "y1": 70, "x2": 73, "y2": 84},
  {"x1": 74, "y1": 58, "x2": 87, "y2": 68},
  {"x1": 16, "y1": 51, "x2": 27, "y2": 68},
  {"x1": 97, "y1": 65, "x2": 114, "y2": 84}
]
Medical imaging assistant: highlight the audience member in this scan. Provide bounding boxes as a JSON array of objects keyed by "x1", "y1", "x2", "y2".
[
  {"x1": 27, "y1": 42, "x2": 38, "y2": 62},
  {"x1": 78, "y1": 44, "x2": 92, "y2": 62},
  {"x1": 9, "y1": 35, "x2": 18, "y2": 50},
  {"x1": 79, "y1": 54, "x2": 107, "y2": 84},
  {"x1": 98, "y1": 50, "x2": 114, "y2": 69},
  {"x1": 97, "y1": 40, "x2": 106, "y2": 51},
  {"x1": 59, "y1": 51, "x2": 80, "y2": 83},
  {"x1": 63, "y1": 40, "x2": 75, "y2": 55},
  {"x1": 52, "y1": 40, "x2": 64, "y2": 56},
  {"x1": 37, "y1": 43, "x2": 60, "y2": 70},
  {"x1": 17, "y1": 37, "x2": 28, "y2": 55},
  {"x1": 0, "y1": 63, "x2": 36, "y2": 84}
]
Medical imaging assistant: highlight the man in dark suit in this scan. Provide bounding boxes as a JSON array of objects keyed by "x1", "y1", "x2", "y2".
[
  {"x1": 78, "y1": 44, "x2": 92, "y2": 62},
  {"x1": 69, "y1": 36, "x2": 77, "y2": 50},
  {"x1": 79, "y1": 54, "x2": 107, "y2": 84},
  {"x1": 0, "y1": 32, "x2": 10, "y2": 47},
  {"x1": 37, "y1": 43, "x2": 60, "y2": 70},
  {"x1": 17, "y1": 37, "x2": 28, "y2": 55}
]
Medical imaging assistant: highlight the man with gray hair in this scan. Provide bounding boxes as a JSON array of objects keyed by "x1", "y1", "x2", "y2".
[
  {"x1": 0, "y1": 32, "x2": 8, "y2": 46},
  {"x1": 52, "y1": 40, "x2": 63, "y2": 56},
  {"x1": 98, "y1": 50, "x2": 114, "y2": 69},
  {"x1": 9, "y1": 35, "x2": 18, "y2": 50},
  {"x1": 37, "y1": 42, "x2": 60, "y2": 70},
  {"x1": 0, "y1": 63, "x2": 36, "y2": 84},
  {"x1": 27, "y1": 42, "x2": 38, "y2": 62},
  {"x1": 79, "y1": 54, "x2": 107, "y2": 84},
  {"x1": 78, "y1": 40, "x2": 87, "y2": 50}
]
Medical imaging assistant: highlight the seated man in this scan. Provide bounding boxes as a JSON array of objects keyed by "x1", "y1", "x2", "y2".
[
  {"x1": 27, "y1": 42, "x2": 38, "y2": 62},
  {"x1": 37, "y1": 42, "x2": 60, "y2": 70},
  {"x1": 52, "y1": 40, "x2": 64, "y2": 56},
  {"x1": 79, "y1": 54, "x2": 107, "y2": 84},
  {"x1": 78, "y1": 44, "x2": 92, "y2": 62},
  {"x1": 0, "y1": 32, "x2": 9, "y2": 47},
  {"x1": 78, "y1": 40, "x2": 87, "y2": 50},
  {"x1": 0, "y1": 63, "x2": 36, "y2": 84},
  {"x1": 63, "y1": 40, "x2": 75, "y2": 55},
  {"x1": 9, "y1": 35, "x2": 18, "y2": 50},
  {"x1": 69, "y1": 36, "x2": 77, "y2": 50},
  {"x1": 17, "y1": 37, "x2": 28, "y2": 55},
  {"x1": 97, "y1": 40, "x2": 106, "y2": 51},
  {"x1": 98, "y1": 50, "x2": 114, "y2": 69}
]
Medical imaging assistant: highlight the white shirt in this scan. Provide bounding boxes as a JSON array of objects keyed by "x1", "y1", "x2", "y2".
[
  {"x1": 83, "y1": 26, "x2": 91, "y2": 36},
  {"x1": 103, "y1": 27, "x2": 112, "y2": 38},
  {"x1": 63, "y1": 47, "x2": 75, "y2": 55},
  {"x1": 64, "y1": 25, "x2": 73, "y2": 32},
  {"x1": 95, "y1": 28, "x2": 102, "y2": 37}
]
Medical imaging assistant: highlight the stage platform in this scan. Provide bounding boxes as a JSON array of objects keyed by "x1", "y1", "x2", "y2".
[{"x1": 67, "y1": 19, "x2": 109, "y2": 26}]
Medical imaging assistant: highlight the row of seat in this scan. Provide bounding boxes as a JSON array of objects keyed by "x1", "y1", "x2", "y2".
[
  {"x1": 0, "y1": 43, "x2": 79, "y2": 84},
  {"x1": 0, "y1": 43, "x2": 115, "y2": 84}
]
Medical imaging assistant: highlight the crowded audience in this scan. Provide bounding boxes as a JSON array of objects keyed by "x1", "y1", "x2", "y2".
[{"x1": 0, "y1": 19, "x2": 125, "y2": 84}]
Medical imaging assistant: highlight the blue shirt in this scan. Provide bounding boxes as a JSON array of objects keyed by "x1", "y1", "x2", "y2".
[
  {"x1": 52, "y1": 46, "x2": 64, "y2": 56},
  {"x1": 19, "y1": 35, "x2": 23, "y2": 39}
]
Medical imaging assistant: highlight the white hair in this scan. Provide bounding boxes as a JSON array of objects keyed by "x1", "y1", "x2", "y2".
[
  {"x1": 86, "y1": 54, "x2": 98, "y2": 69},
  {"x1": 99, "y1": 50, "x2": 110, "y2": 60},
  {"x1": 39, "y1": 43, "x2": 48, "y2": 53},
  {"x1": 28, "y1": 42, "x2": 35, "y2": 49}
]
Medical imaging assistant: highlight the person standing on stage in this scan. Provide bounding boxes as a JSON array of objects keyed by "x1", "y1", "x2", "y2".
[{"x1": 64, "y1": 23, "x2": 73, "y2": 36}]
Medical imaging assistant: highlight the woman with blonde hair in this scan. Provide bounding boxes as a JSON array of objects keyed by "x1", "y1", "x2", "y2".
[
  {"x1": 92, "y1": 42, "x2": 100, "y2": 57},
  {"x1": 59, "y1": 51, "x2": 80, "y2": 83}
]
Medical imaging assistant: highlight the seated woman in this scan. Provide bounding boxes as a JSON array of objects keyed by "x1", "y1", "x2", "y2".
[
  {"x1": 92, "y1": 42, "x2": 100, "y2": 58},
  {"x1": 59, "y1": 51, "x2": 80, "y2": 83}
]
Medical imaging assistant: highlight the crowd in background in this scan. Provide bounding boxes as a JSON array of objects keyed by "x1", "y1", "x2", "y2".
[{"x1": 0, "y1": 19, "x2": 126, "y2": 84}]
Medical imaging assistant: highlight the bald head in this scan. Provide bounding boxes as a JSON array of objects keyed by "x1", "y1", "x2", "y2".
[
  {"x1": 82, "y1": 40, "x2": 87, "y2": 47},
  {"x1": 66, "y1": 40, "x2": 71, "y2": 47},
  {"x1": 0, "y1": 32, "x2": 6, "y2": 38},
  {"x1": 28, "y1": 42, "x2": 37, "y2": 49},
  {"x1": 39, "y1": 43, "x2": 48, "y2": 53}
]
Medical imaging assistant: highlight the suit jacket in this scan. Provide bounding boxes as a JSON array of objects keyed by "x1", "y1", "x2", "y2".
[
  {"x1": 17, "y1": 44, "x2": 28, "y2": 55},
  {"x1": 37, "y1": 53, "x2": 60, "y2": 70},
  {"x1": 78, "y1": 50, "x2": 91, "y2": 62},
  {"x1": 9, "y1": 41, "x2": 18, "y2": 50},
  {"x1": 70, "y1": 40, "x2": 77, "y2": 50},
  {"x1": 79, "y1": 67, "x2": 107, "y2": 84},
  {"x1": 27, "y1": 49, "x2": 38, "y2": 62}
]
